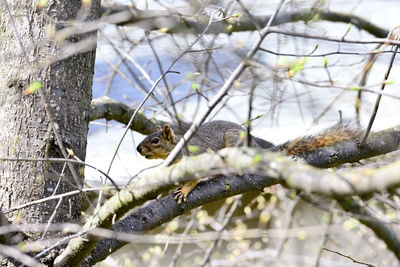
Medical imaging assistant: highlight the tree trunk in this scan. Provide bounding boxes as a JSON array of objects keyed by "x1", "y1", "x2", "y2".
[{"x1": 0, "y1": 0, "x2": 100, "y2": 251}]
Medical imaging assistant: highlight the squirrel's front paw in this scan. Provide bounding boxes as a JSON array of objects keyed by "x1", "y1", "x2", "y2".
[
  {"x1": 174, "y1": 187, "x2": 188, "y2": 204},
  {"x1": 173, "y1": 179, "x2": 199, "y2": 204}
]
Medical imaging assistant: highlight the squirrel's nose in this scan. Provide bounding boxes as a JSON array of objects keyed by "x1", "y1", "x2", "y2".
[{"x1": 137, "y1": 145, "x2": 142, "y2": 153}]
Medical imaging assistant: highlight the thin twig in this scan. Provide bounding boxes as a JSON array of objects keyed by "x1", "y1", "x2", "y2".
[
  {"x1": 162, "y1": 0, "x2": 287, "y2": 167},
  {"x1": 41, "y1": 198, "x2": 63, "y2": 240},
  {"x1": 235, "y1": 0, "x2": 262, "y2": 32},
  {"x1": 1, "y1": 157, "x2": 119, "y2": 190},
  {"x1": 314, "y1": 201, "x2": 335, "y2": 267},
  {"x1": 360, "y1": 41, "x2": 399, "y2": 146},
  {"x1": 268, "y1": 28, "x2": 400, "y2": 46},
  {"x1": 3, "y1": 187, "x2": 114, "y2": 214},
  {"x1": 33, "y1": 227, "x2": 96, "y2": 260},
  {"x1": 276, "y1": 194, "x2": 300, "y2": 258},
  {"x1": 200, "y1": 196, "x2": 242, "y2": 266},
  {"x1": 146, "y1": 32, "x2": 188, "y2": 146},
  {"x1": 322, "y1": 246, "x2": 376, "y2": 267},
  {"x1": 260, "y1": 47, "x2": 398, "y2": 57},
  {"x1": 169, "y1": 208, "x2": 200, "y2": 267},
  {"x1": 0, "y1": 243, "x2": 45, "y2": 267}
]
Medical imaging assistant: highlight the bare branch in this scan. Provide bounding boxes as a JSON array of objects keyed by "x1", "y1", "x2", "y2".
[
  {"x1": 299, "y1": 124, "x2": 400, "y2": 168},
  {"x1": 89, "y1": 96, "x2": 178, "y2": 135},
  {"x1": 100, "y1": 6, "x2": 389, "y2": 38},
  {"x1": 82, "y1": 174, "x2": 277, "y2": 266}
]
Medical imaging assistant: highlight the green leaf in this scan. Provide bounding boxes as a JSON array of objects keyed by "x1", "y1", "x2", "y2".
[
  {"x1": 242, "y1": 115, "x2": 264, "y2": 126},
  {"x1": 323, "y1": 56, "x2": 328, "y2": 67},
  {"x1": 186, "y1": 72, "x2": 200, "y2": 79},
  {"x1": 241, "y1": 119, "x2": 250, "y2": 126},
  {"x1": 345, "y1": 23, "x2": 352, "y2": 34},
  {"x1": 188, "y1": 145, "x2": 200, "y2": 153},
  {"x1": 25, "y1": 81, "x2": 43, "y2": 95},
  {"x1": 192, "y1": 82, "x2": 199, "y2": 91},
  {"x1": 159, "y1": 27, "x2": 170, "y2": 33},
  {"x1": 288, "y1": 58, "x2": 308, "y2": 77},
  {"x1": 384, "y1": 80, "x2": 394, "y2": 85},
  {"x1": 351, "y1": 85, "x2": 361, "y2": 91},
  {"x1": 252, "y1": 154, "x2": 262, "y2": 164}
]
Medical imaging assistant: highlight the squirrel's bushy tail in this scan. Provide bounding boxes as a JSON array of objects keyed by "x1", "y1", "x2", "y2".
[{"x1": 273, "y1": 120, "x2": 363, "y2": 155}]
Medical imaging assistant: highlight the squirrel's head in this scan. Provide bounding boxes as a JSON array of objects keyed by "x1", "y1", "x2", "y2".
[{"x1": 136, "y1": 124, "x2": 176, "y2": 159}]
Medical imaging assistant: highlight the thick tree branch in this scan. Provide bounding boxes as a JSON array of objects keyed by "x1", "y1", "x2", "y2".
[
  {"x1": 89, "y1": 96, "x2": 178, "y2": 135},
  {"x1": 300, "y1": 124, "x2": 400, "y2": 168},
  {"x1": 100, "y1": 5, "x2": 389, "y2": 38},
  {"x1": 81, "y1": 174, "x2": 277, "y2": 266},
  {"x1": 56, "y1": 130, "x2": 400, "y2": 266}
]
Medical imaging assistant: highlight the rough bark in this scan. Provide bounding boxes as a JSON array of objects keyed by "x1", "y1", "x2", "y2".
[
  {"x1": 90, "y1": 96, "x2": 174, "y2": 135},
  {"x1": 0, "y1": 0, "x2": 100, "y2": 252},
  {"x1": 82, "y1": 174, "x2": 277, "y2": 266},
  {"x1": 299, "y1": 124, "x2": 400, "y2": 168}
]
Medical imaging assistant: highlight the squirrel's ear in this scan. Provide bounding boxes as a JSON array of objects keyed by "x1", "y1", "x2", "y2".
[
  {"x1": 162, "y1": 124, "x2": 176, "y2": 143},
  {"x1": 155, "y1": 125, "x2": 162, "y2": 132}
]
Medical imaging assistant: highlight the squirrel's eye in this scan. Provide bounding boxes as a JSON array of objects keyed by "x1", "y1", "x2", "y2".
[{"x1": 152, "y1": 138, "x2": 159, "y2": 144}]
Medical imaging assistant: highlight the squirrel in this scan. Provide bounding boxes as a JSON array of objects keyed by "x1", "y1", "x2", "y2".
[{"x1": 136, "y1": 119, "x2": 362, "y2": 203}]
